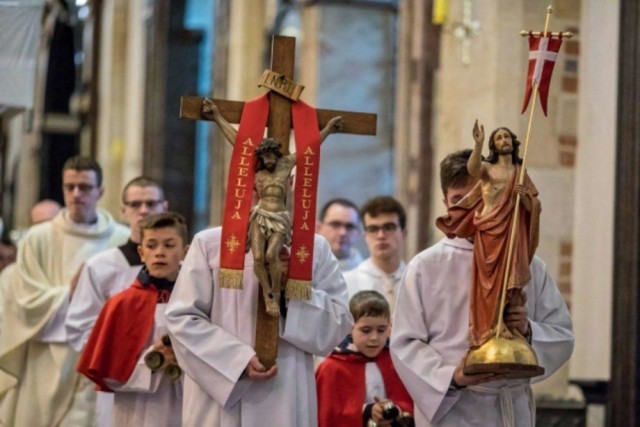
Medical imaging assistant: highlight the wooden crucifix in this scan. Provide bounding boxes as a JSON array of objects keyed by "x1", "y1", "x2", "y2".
[{"x1": 180, "y1": 35, "x2": 377, "y2": 368}]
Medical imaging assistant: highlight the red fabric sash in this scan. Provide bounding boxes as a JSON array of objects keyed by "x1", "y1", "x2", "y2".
[
  {"x1": 76, "y1": 281, "x2": 157, "y2": 392},
  {"x1": 219, "y1": 94, "x2": 270, "y2": 288},
  {"x1": 286, "y1": 100, "x2": 321, "y2": 299},
  {"x1": 218, "y1": 95, "x2": 321, "y2": 300}
]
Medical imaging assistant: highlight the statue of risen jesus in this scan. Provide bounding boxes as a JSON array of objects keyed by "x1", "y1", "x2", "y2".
[
  {"x1": 202, "y1": 98, "x2": 343, "y2": 316},
  {"x1": 437, "y1": 120, "x2": 542, "y2": 347}
]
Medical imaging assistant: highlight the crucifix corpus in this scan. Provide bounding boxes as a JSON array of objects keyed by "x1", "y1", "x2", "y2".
[
  {"x1": 180, "y1": 35, "x2": 377, "y2": 368},
  {"x1": 437, "y1": 6, "x2": 572, "y2": 379}
]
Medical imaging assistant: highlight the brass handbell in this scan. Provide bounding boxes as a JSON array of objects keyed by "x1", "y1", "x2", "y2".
[
  {"x1": 164, "y1": 364, "x2": 182, "y2": 381},
  {"x1": 144, "y1": 350, "x2": 165, "y2": 371},
  {"x1": 144, "y1": 335, "x2": 182, "y2": 380}
]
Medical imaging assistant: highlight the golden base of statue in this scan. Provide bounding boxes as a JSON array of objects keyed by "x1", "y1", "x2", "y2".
[{"x1": 463, "y1": 336, "x2": 544, "y2": 379}]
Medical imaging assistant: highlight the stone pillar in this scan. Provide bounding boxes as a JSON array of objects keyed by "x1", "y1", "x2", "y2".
[
  {"x1": 122, "y1": 0, "x2": 147, "y2": 185},
  {"x1": 570, "y1": 0, "x2": 618, "y2": 383},
  {"x1": 395, "y1": 0, "x2": 439, "y2": 257},
  {"x1": 96, "y1": 0, "x2": 129, "y2": 215},
  {"x1": 208, "y1": 0, "x2": 267, "y2": 225}
]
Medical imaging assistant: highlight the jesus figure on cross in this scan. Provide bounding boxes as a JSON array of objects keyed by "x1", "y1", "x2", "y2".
[{"x1": 202, "y1": 98, "x2": 344, "y2": 316}]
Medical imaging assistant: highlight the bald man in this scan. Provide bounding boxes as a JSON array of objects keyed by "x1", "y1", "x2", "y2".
[{"x1": 30, "y1": 199, "x2": 62, "y2": 225}]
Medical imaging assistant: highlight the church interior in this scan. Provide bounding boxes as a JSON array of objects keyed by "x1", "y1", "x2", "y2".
[{"x1": 0, "y1": 0, "x2": 638, "y2": 425}]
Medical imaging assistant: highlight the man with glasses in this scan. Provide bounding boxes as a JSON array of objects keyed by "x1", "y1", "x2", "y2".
[
  {"x1": 65, "y1": 176, "x2": 167, "y2": 427},
  {"x1": 344, "y1": 196, "x2": 407, "y2": 314},
  {"x1": 0, "y1": 156, "x2": 130, "y2": 426},
  {"x1": 316, "y1": 198, "x2": 363, "y2": 271}
]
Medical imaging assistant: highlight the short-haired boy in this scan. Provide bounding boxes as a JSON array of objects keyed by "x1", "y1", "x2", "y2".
[
  {"x1": 316, "y1": 290, "x2": 413, "y2": 427},
  {"x1": 77, "y1": 212, "x2": 189, "y2": 426}
]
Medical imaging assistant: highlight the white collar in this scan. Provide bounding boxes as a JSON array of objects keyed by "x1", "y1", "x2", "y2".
[{"x1": 441, "y1": 237, "x2": 474, "y2": 250}]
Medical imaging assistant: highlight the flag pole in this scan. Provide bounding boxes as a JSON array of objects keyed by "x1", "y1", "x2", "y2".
[{"x1": 494, "y1": 6, "x2": 553, "y2": 340}]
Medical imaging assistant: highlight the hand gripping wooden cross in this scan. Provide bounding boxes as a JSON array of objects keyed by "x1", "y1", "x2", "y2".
[{"x1": 180, "y1": 35, "x2": 377, "y2": 368}]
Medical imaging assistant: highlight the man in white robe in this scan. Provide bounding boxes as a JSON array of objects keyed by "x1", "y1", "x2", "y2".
[
  {"x1": 0, "y1": 156, "x2": 129, "y2": 426},
  {"x1": 344, "y1": 196, "x2": 407, "y2": 314},
  {"x1": 66, "y1": 176, "x2": 167, "y2": 427},
  {"x1": 0, "y1": 200, "x2": 60, "y2": 327},
  {"x1": 165, "y1": 227, "x2": 353, "y2": 426},
  {"x1": 390, "y1": 150, "x2": 574, "y2": 426}
]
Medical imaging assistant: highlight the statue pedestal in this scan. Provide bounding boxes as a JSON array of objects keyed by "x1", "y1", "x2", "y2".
[{"x1": 464, "y1": 336, "x2": 545, "y2": 379}]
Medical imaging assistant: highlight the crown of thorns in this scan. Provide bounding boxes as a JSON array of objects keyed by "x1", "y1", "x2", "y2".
[{"x1": 255, "y1": 138, "x2": 282, "y2": 157}]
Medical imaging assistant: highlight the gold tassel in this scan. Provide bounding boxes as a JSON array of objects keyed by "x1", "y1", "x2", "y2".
[
  {"x1": 219, "y1": 269, "x2": 243, "y2": 289},
  {"x1": 285, "y1": 279, "x2": 311, "y2": 300}
]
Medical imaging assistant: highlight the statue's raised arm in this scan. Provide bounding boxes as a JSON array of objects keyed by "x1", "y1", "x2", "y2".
[
  {"x1": 201, "y1": 98, "x2": 238, "y2": 146},
  {"x1": 468, "y1": 119, "x2": 485, "y2": 179}
]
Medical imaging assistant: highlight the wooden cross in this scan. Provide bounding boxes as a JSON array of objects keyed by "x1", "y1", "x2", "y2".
[{"x1": 180, "y1": 35, "x2": 377, "y2": 368}]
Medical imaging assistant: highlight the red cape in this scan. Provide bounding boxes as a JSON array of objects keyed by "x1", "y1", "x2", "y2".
[
  {"x1": 76, "y1": 281, "x2": 157, "y2": 392},
  {"x1": 316, "y1": 349, "x2": 413, "y2": 427}
]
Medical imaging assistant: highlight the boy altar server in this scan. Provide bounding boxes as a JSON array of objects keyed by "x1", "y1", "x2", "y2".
[
  {"x1": 77, "y1": 212, "x2": 188, "y2": 426},
  {"x1": 165, "y1": 226, "x2": 353, "y2": 426},
  {"x1": 316, "y1": 290, "x2": 413, "y2": 427},
  {"x1": 66, "y1": 176, "x2": 167, "y2": 427}
]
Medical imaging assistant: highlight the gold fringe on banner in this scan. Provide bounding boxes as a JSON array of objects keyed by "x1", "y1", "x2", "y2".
[
  {"x1": 219, "y1": 269, "x2": 243, "y2": 289},
  {"x1": 285, "y1": 279, "x2": 311, "y2": 300}
]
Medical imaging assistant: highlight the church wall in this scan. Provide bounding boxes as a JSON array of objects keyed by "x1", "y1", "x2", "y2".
[{"x1": 570, "y1": 0, "x2": 618, "y2": 381}]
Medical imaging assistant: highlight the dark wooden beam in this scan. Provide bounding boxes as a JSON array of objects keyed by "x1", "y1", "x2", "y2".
[{"x1": 609, "y1": 0, "x2": 640, "y2": 424}]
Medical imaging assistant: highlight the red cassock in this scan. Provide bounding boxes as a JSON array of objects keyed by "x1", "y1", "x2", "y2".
[
  {"x1": 316, "y1": 348, "x2": 413, "y2": 427},
  {"x1": 76, "y1": 281, "x2": 158, "y2": 392}
]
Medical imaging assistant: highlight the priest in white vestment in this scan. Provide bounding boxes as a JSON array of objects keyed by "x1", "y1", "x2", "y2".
[
  {"x1": 0, "y1": 157, "x2": 129, "y2": 426},
  {"x1": 66, "y1": 176, "x2": 167, "y2": 427},
  {"x1": 165, "y1": 227, "x2": 353, "y2": 426}
]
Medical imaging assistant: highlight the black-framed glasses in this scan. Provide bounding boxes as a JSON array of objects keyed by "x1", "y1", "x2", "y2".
[
  {"x1": 364, "y1": 222, "x2": 399, "y2": 235},
  {"x1": 326, "y1": 221, "x2": 358, "y2": 232},
  {"x1": 63, "y1": 183, "x2": 96, "y2": 193},
  {"x1": 123, "y1": 200, "x2": 164, "y2": 209}
]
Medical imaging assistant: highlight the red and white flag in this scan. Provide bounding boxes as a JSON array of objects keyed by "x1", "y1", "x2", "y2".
[{"x1": 521, "y1": 33, "x2": 563, "y2": 116}]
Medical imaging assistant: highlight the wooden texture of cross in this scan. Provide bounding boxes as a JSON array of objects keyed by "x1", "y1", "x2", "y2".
[{"x1": 180, "y1": 35, "x2": 377, "y2": 368}]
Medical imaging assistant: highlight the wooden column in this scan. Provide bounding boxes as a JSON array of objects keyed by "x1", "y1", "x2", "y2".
[
  {"x1": 417, "y1": 0, "x2": 440, "y2": 250},
  {"x1": 609, "y1": 0, "x2": 640, "y2": 424}
]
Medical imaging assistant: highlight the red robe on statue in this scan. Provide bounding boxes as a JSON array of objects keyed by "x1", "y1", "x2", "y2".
[{"x1": 436, "y1": 165, "x2": 541, "y2": 347}]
